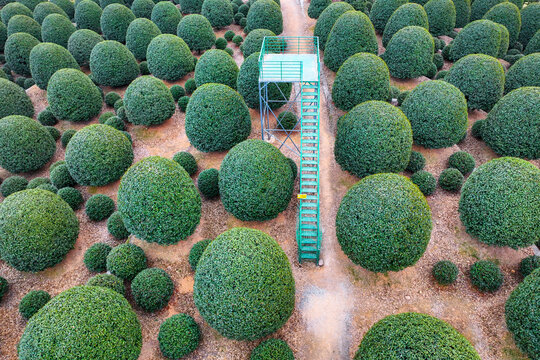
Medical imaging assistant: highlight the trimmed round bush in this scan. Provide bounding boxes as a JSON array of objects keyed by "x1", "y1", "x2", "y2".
[
  {"x1": 7, "y1": 15, "x2": 42, "y2": 41},
  {"x1": 406, "y1": 150, "x2": 425, "y2": 173},
  {"x1": 4, "y1": 32, "x2": 40, "y2": 76},
  {"x1": 336, "y1": 174, "x2": 432, "y2": 272},
  {"x1": 438, "y1": 168, "x2": 463, "y2": 191},
  {"x1": 277, "y1": 111, "x2": 297, "y2": 130},
  {"x1": 504, "y1": 54, "x2": 540, "y2": 93},
  {"x1": 314, "y1": 2, "x2": 354, "y2": 50},
  {"x1": 519, "y1": 255, "x2": 540, "y2": 278},
  {"x1": 118, "y1": 156, "x2": 201, "y2": 244},
  {"x1": 33, "y1": 2, "x2": 67, "y2": 25},
  {"x1": 27, "y1": 177, "x2": 50, "y2": 189},
  {"x1": 471, "y1": 0, "x2": 505, "y2": 21},
  {"x1": 0, "y1": 189, "x2": 79, "y2": 272},
  {"x1": 114, "y1": 98, "x2": 124, "y2": 111},
  {"x1": 186, "y1": 83, "x2": 251, "y2": 152},
  {"x1": 448, "y1": 20, "x2": 505, "y2": 61},
  {"x1": 224, "y1": 30, "x2": 235, "y2": 41},
  {"x1": 139, "y1": 60, "x2": 149, "y2": 74},
  {"x1": 57, "y1": 186, "x2": 83, "y2": 210},
  {"x1": 51, "y1": 0, "x2": 74, "y2": 18},
  {"x1": 105, "y1": 91, "x2": 121, "y2": 106},
  {"x1": 459, "y1": 157, "x2": 540, "y2": 248},
  {"x1": 147, "y1": 34, "x2": 194, "y2": 81},
  {"x1": 151, "y1": 1, "x2": 182, "y2": 34},
  {"x1": 158, "y1": 314, "x2": 200, "y2": 359},
  {"x1": 74, "y1": 0, "x2": 102, "y2": 33},
  {"x1": 251, "y1": 339, "x2": 294, "y2": 360},
  {"x1": 131, "y1": 268, "x2": 173, "y2": 311},
  {"x1": 244, "y1": 0, "x2": 282, "y2": 34},
  {"x1": 484, "y1": 2, "x2": 521, "y2": 47},
  {"x1": 60, "y1": 129, "x2": 76, "y2": 147},
  {"x1": 334, "y1": 101, "x2": 412, "y2": 178},
  {"x1": 215, "y1": 37, "x2": 226, "y2": 49},
  {"x1": 381, "y1": 26, "x2": 434, "y2": 79},
  {"x1": 176, "y1": 14, "x2": 215, "y2": 52},
  {"x1": 1, "y1": 176, "x2": 28, "y2": 197},
  {"x1": 41, "y1": 13, "x2": 75, "y2": 47},
  {"x1": 188, "y1": 238, "x2": 212, "y2": 270},
  {"x1": 201, "y1": 0, "x2": 233, "y2": 28},
  {"x1": 49, "y1": 159, "x2": 65, "y2": 172},
  {"x1": 0, "y1": 115, "x2": 55, "y2": 173},
  {"x1": 382, "y1": 3, "x2": 428, "y2": 47},
  {"x1": 36, "y1": 183, "x2": 58, "y2": 193},
  {"x1": 85, "y1": 194, "x2": 115, "y2": 221},
  {"x1": 219, "y1": 140, "x2": 293, "y2": 221},
  {"x1": 519, "y1": 3, "x2": 540, "y2": 46},
  {"x1": 67, "y1": 29, "x2": 103, "y2": 66},
  {"x1": 524, "y1": 29, "x2": 540, "y2": 54},
  {"x1": 197, "y1": 169, "x2": 219, "y2": 198},
  {"x1": 432, "y1": 260, "x2": 459, "y2": 285},
  {"x1": 454, "y1": 0, "x2": 471, "y2": 27},
  {"x1": 50, "y1": 163, "x2": 76, "y2": 189},
  {"x1": 309, "y1": 0, "x2": 331, "y2": 19},
  {"x1": 424, "y1": 0, "x2": 456, "y2": 36},
  {"x1": 29, "y1": 42, "x2": 79, "y2": 89},
  {"x1": 444, "y1": 54, "x2": 504, "y2": 111},
  {"x1": 123, "y1": 76, "x2": 175, "y2": 126},
  {"x1": 240, "y1": 28, "x2": 275, "y2": 58},
  {"x1": 84, "y1": 242, "x2": 112, "y2": 272},
  {"x1": 401, "y1": 80, "x2": 467, "y2": 148},
  {"x1": 105, "y1": 115, "x2": 125, "y2": 130},
  {"x1": 194, "y1": 227, "x2": 295, "y2": 340},
  {"x1": 178, "y1": 95, "x2": 190, "y2": 111},
  {"x1": 469, "y1": 260, "x2": 503, "y2": 292},
  {"x1": 131, "y1": 0, "x2": 154, "y2": 18},
  {"x1": 1, "y1": 3, "x2": 33, "y2": 25},
  {"x1": 170, "y1": 84, "x2": 185, "y2": 101},
  {"x1": 448, "y1": 151, "x2": 475, "y2": 175},
  {"x1": 107, "y1": 211, "x2": 130, "y2": 239},
  {"x1": 100, "y1": 4, "x2": 135, "y2": 42},
  {"x1": 178, "y1": 0, "x2": 203, "y2": 14},
  {"x1": 354, "y1": 313, "x2": 481, "y2": 359},
  {"x1": 17, "y1": 0, "x2": 45, "y2": 11},
  {"x1": 19, "y1": 290, "x2": 51, "y2": 319},
  {"x1": 232, "y1": 33, "x2": 243, "y2": 45},
  {"x1": 324, "y1": 10, "x2": 378, "y2": 72},
  {"x1": 172, "y1": 151, "x2": 197, "y2": 175},
  {"x1": 369, "y1": 0, "x2": 407, "y2": 33},
  {"x1": 411, "y1": 170, "x2": 436, "y2": 196},
  {"x1": 18, "y1": 286, "x2": 142, "y2": 360},
  {"x1": 0, "y1": 276, "x2": 7, "y2": 303},
  {"x1": 106, "y1": 243, "x2": 147, "y2": 279},
  {"x1": 0, "y1": 78, "x2": 34, "y2": 119},
  {"x1": 86, "y1": 273, "x2": 125, "y2": 295},
  {"x1": 194, "y1": 49, "x2": 238, "y2": 88},
  {"x1": 47, "y1": 68, "x2": 103, "y2": 122},
  {"x1": 126, "y1": 18, "x2": 161, "y2": 60},
  {"x1": 90, "y1": 40, "x2": 139, "y2": 86}
]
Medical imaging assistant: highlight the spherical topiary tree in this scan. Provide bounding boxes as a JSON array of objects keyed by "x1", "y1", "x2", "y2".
[
  {"x1": 336, "y1": 174, "x2": 432, "y2": 272},
  {"x1": 251, "y1": 339, "x2": 294, "y2": 360},
  {"x1": 432, "y1": 260, "x2": 459, "y2": 285},
  {"x1": 448, "y1": 20, "x2": 505, "y2": 61},
  {"x1": 85, "y1": 194, "x2": 115, "y2": 221},
  {"x1": 170, "y1": 84, "x2": 185, "y2": 101},
  {"x1": 504, "y1": 54, "x2": 540, "y2": 93},
  {"x1": 381, "y1": 26, "x2": 434, "y2": 79},
  {"x1": 188, "y1": 238, "x2": 212, "y2": 270},
  {"x1": 125, "y1": 18, "x2": 161, "y2": 60},
  {"x1": 454, "y1": 0, "x2": 471, "y2": 27},
  {"x1": 524, "y1": 29, "x2": 540, "y2": 54},
  {"x1": 131, "y1": 268, "x2": 174, "y2": 312},
  {"x1": 483, "y1": 2, "x2": 521, "y2": 47},
  {"x1": 424, "y1": 0, "x2": 456, "y2": 36},
  {"x1": 107, "y1": 211, "x2": 130, "y2": 239},
  {"x1": 244, "y1": 0, "x2": 282, "y2": 34},
  {"x1": 151, "y1": 1, "x2": 182, "y2": 34},
  {"x1": 324, "y1": 11, "x2": 378, "y2": 72},
  {"x1": 17, "y1": 286, "x2": 142, "y2": 360},
  {"x1": 179, "y1": 0, "x2": 203, "y2": 14},
  {"x1": 201, "y1": 0, "x2": 233, "y2": 28},
  {"x1": 354, "y1": 313, "x2": 481, "y2": 359},
  {"x1": 470, "y1": 0, "x2": 505, "y2": 20},
  {"x1": 41, "y1": 13, "x2": 75, "y2": 47},
  {"x1": 411, "y1": 170, "x2": 437, "y2": 196},
  {"x1": 334, "y1": 101, "x2": 412, "y2": 178},
  {"x1": 197, "y1": 169, "x2": 219, "y2": 198},
  {"x1": 194, "y1": 49, "x2": 238, "y2": 88},
  {"x1": 33, "y1": 2, "x2": 67, "y2": 25},
  {"x1": 146, "y1": 34, "x2": 193, "y2": 81},
  {"x1": 1, "y1": 176, "x2": 29, "y2": 197},
  {"x1": 50, "y1": 164, "x2": 76, "y2": 189},
  {"x1": 519, "y1": 3, "x2": 540, "y2": 47},
  {"x1": 106, "y1": 243, "x2": 147, "y2": 280},
  {"x1": 4, "y1": 32, "x2": 40, "y2": 76},
  {"x1": 438, "y1": 168, "x2": 464, "y2": 192},
  {"x1": 84, "y1": 242, "x2": 112, "y2": 272},
  {"x1": 314, "y1": 2, "x2": 353, "y2": 50},
  {"x1": 519, "y1": 255, "x2": 540, "y2": 278},
  {"x1": 7, "y1": 15, "x2": 42, "y2": 41},
  {"x1": 444, "y1": 54, "x2": 504, "y2": 111},
  {"x1": 67, "y1": 29, "x2": 103, "y2": 66},
  {"x1": 131, "y1": 0, "x2": 154, "y2": 18},
  {"x1": 29, "y1": 42, "x2": 79, "y2": 89},
  {"x1": 123, "y1": 76, "x2": 176, "y2": 126},
  {"x1": 89, "y1": 40, "x2": 139, "y2": 86},
  {"x1": 1, "y1": 3, "x2": 33, "y2": 25},
  {"x1": 382, "y1": 3, "x2": 428, "y2": 47},
  {"x1": 194, "y1": 227, "x2": 294, "y2": 340},
  {"x1": 158, "y1": 314, "x2": 201, "y2": 359},
  {"x1": 27, "y1": 177, "x2": 51, "y2": 189},
  {"x1": 176, "y1": 14, "x2": 215, "y2": 52},
  {"x1": 47, "y1": 68, "x2": 102, "y2": 122},
  {"x1": 369, "y1": 0, "x2": 407, "y2": 33},
  {"x1": 0, "y1": 78, "x2": 34, "y2": 118},
  {"x1": 469, "y1": 260, "x2": 503, "y2": 292},
  {"x1": 185, "y1": 83, "x2": 251, "y2": 152},
  {"x1": 60, "y1": 129, "x2": 76, "y2": 147},
  {"x1": 240, "y1": 28, "x2": 275, "y2": 58},
  {"x1": 406, "y1": 150, "x2": 425, "y2": 173},
  {"x1": 0, "y1": 189, "x2": 79, "y2": 272},
  {"x1": 19, "y1": 290, "x2": 51, "y2": 319},
  {"x1": 86, "y1": 273, "x2": 126, "y2": 295},
  {"x1": 118, "y1": 156, "x2": 201, "y2": 244},
  {"x1": 172, "y1": 151, "x2": 197, "y2": 175},
  {"x1": 100, "y1": 4, "x2": 135, "y2": 42},
  {"x1": 74, "y1": 0, "x2": 102, "y2": 33},
  {"x1": 448, "y1": 151, "x2": 475, "y2": 175}
]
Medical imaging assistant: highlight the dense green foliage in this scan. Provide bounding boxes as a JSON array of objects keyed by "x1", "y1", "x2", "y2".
[
  {"x1": 277, "y1": 111, "x2": 297, "y2": 130},
  {"x1": 84, "y1": 242, "x2": 112, "y2": 272},
  {"x1": 454, "y1": 0, "x2": 471, "y2": 27},
  {"x1": 424, "y1": 0, "x2": 456, "y2": 36},
  {"x1": 369, "y1": 0, "x2": 407, "y2": 33},
  {"x1": 336, "y1": 174, "x2": 432, "y2": 272},
  {"x1": 74, "y1": 0, "x2": 102, "y2": 33},
  {"x1": 86, "y1": 273, "x2": 126, "y2": 295},
  {"x1": 57, "y1": 187, "x2": 83, "y2": 210},
  {"x1": 432, "y1": 260, "x2": 459, "y2": 285},
  {"x1": 123, "y1": 76, "x2": 175, "y2": 125},
  {"x1": 448, "y1": 20, "x2": 506, "y2": 60},
  {"x1": 1, "y1": 176, "x2": 29, "y2": 197},
  {"x1": 251, "y1": 339, "x2": 294, "y2": 360},
  {"x1": 438, "y1": 168, "x2": 463, "y2": 192},
  {"x1": 29, "y1": 42, "x2": 79, "y2": 89},
  {"x1": 41, "y1": 13, "x2": 75, "y2": 47},
  {"x1": 100, "y1": 4, "x2": 135, "y2": 42},
  {"x1": 0, "y1": 276, "x2": 7, "y2": 303},
  {"x1": 0, "y1": 78, "x2": 34, "y2": 118},
  {"x1": 7, "y1": 15, "x2": 42, "y2": 41},
  {"x1": 107, "y1": 211, "x2": 130, "y2": 239},
  {"x1": 194, "y1": 49, "x2": 238, "y2": 88},
  {"x1": 406, "y1": 150, "x2": 425, "y2": 173},
  {"x1": 4, "y1": 32, "x2": 39, "y2": 76},
  {"x1": 197, "y1": 168, "x2": 219, "y2": 198},
  {"x1": 50, "y1": 163, "x2": 76, "y2": 189},
  {"x1": 448, "y1": 151, "x2": 475, "y2": 175},
  {"x1": 67, "y1": 29, "x2": 103, "y2": 66},
  {"x1": 170, "y1": 84, "x2": 185, "y2": 101},
  {"x1": 484, "y1": 2, "x2": 521, "y2": 46},
  {"x1": 314, "y1": 2, "x2": 353, "y2": 50},
  {"x1": 90, "y1": 40, "x2": 139, "y2": 86},
  {"x1": 33, "y1": 2, "x2": 67, "y2": 25},
  {"x1": 158, "y1": 314, "x2": 200, "y2": 359},
  {"x1": 1, "y1": 3, "x2": 33, "y2": 25},
  {"x1": 201, "y1": 0, "x2": 233, "y2": 28},
  {"x1": 147, "y1": 34, "x2": 193, "y2": 80},
  {"x1": 519, "y1": 3, "x2": 540, "y2": 46},
  {"x1": 244, "y1": 0, "x2": 282, "y2": 34},
  {"x1": 178, "y1": 0, "x2": 203, "y2": 14},
  {"x1": 382, "y1": 3, "x2": 428, "y2": 47},
  {"x1": 106, "y1": 243, "x2": 147, "y2": 280},
  {"x1": 176, "y1": 14, "x2": 215, "y2": 52},
  {"x1": 172, "y1": 151, "x2": 197, "y2": 175},
  {"x1": 26, "y1": 177, "x2": 51, "y2": 189},
  {"x1": 85, "y1": 194, "x2": 115, "y2": 221},
  {"x1": 471, "y1": 0, "x2": 505, "y2": 21},
  {"x1": 504, "y1": 54, "x2": 540, "y2": 93},
  {"x1": 151, "y1": 1, "x2": 182, "y2": 34},
  {"x1": 131, "y1": 268, "x2": 173, "y2": 311},
  {"x1": 126, "y1": 18, "x2": 161, "y2": 60},
  {"x1": 524, "y1": 29, "x2": 540, "y2": 54},
  {"x1": 519, "y1": 255, "x2": 540, "y2": 278},
  {"x1": 131, "y1": 0, "x2": 154, "y2": 18},
  {"x1": 188, "y1": 238, "x2": 212, "y2": 270},
  {"x1": 240, "y1": 28, "x2": 275, "y2": 58},
  {"x1": 308, "y1": 0, "x2": 330, "y2": 18},
  {"x1": 19, "y1": 290, "x2": 51, "y2": 319},
  {"x1": 469, "y1": 260, "x2": 503, "y2": 292},
  {"x1": 411, "y1": 170, "x2": 437, "y2": 196}
]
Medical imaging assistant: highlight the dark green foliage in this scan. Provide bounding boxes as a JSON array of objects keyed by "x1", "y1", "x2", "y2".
[
  {"x1": 7, "y1": 15, "x2": 42, "y2": 41},
  {"x1": 471, "y1": 119, "x2": 484, "y2": 139},
  {"x1": 308, "y1": 0, "x2": 330, "y2": 18},
  {"x1": 324, "y1": 10, "x2": 378, "y2": 72},
  {"x1": 424, "y1": 0, "x2": 456, "y2": 36},
  {"x1": 0, "y1": 276, "x2": 8, "y2": 303},
  {"x1": 224, "y1": 29, "x2": 235, "y2": 40},
  {"x1": 90, "y1": 40, "x2": 139, "y2": 86},
  {"x1": 524, "y1": 29, "x2": 540, "y2": 54},
  {"x1": 126, "y1": 18, "x2": 161, "y2": 60},
  {"x1": 170, "y1": 84, "x2": 185, "y2": 100},
  {"x1": 151, "y1": 1, "x2": 182, "y2": 34},
  {"x1": 354, "y1": 313, "x2": 481, "y2": 359},
  {"x1": 186, "y1": 83, "x2": 251, "y2": 152},
  {"x1": 131, "y1": 268, "x2": 173, "y2": 311},
  {"x1": 454, "y1": 0, "x2": 471, "y2": 27},
  {"x1": 519, "y1": 255, "x2": 540, "y2": 278},
  {"x1": 334, "y1": 101, "x2": 412, "y2": 178},
  {"x1": 202, "y1": 0, "x2": 233, "y2": 28},
  {"x1": 449, "y1": 20, "x2": 505, "y2": 60},
  {"x1": 105, "y1": 116, "x2": 125, "y2": 130},
  {"x1": 433, "y1": 52, "x2": 444, "y2": 70},
  {"x1": 45, "y1": 126, "x2": 60, "y2": 140},
  {"x1": 189, "y1": 238, "x2": 212, "y2": 270},
  {"x1": 123, "y1": 76, "x2": 175, "y2": 125},
  {"x1": 57, "y1": 186, "x2": 83, "y2": 210},
  {"x1": 49, "y1": 159, "x2": 65, "y2": 172},
  {"x1": 29, "y1": 42, "x2": 79, "y2": 89},
  {"x1": 23, "y1": 77, "x2": 34, "y2": 88},
  {"x1": 85, "y1": 194, "x2": 115, "y2": 221},
  {"x1": 0, "y1": 78, "x2": 34, "y2": 118},
  {"x1": 277, "y1": 111, "x2": 297, "y2": 130},
  {"x1": 484, "y1": 2, "x2": 521, "y2": 46},
  {"x1": 497, "y1": 21, "x2": 510, "y2": 57},
  {"x1": 178, "y1": 95, "x2": 190, "y2": 111},
  {"x1": 406, "y1": 150, "x2": 425, "y2": 173},
  {"x1": 432, "y1": 260, "x2": 459, "y2": 285},
  {"x1": 33, "y1": 2, "x2": 67, "y2": 25},
  {"x1": 505, "y1": 54, "x2": 540, "y2": 93},
  {"x1": 118, "y1": 156, "x2": 201, "y2": 244},
  {"x1": 239, "y1": 16, "x2": 246, "y2": 27},
  {"x1": 51, "y1": 0, "x2": 74, "y2": 19},
  {"x1": 4, "y1": 32, "x2": 39, "y2": 76},
  {"x1": 17, "y1": 286, "x2": 142, "y2": 360},
  {"x1": 158, "y1": 314, "x2": 200, "y2": 359},
  {"x1": 114, "y1": 98, "x2": 124, "y2": 111},
  {"x1": 215, "y1": 37, "x2": 227, "y2": 49},
  {"x1": 100, "y1": 4, "x2": 135, "y2": 42},
  {"x1": 105, "y1": 91, "x2": 121, "y2": 106},
  {"x1": 16, "y1": 0, "x2": 45, "y2": 11},
  {"x1": 177, "y1": 14, "x2": 215, "y2": 52},
  {"x1": 438, "y1": 168, "x2": 463, "y2": 191},
  {"x1": 471, "y1": 0, "x2": 505, "y2": 20},
  {"x1": 61, "y1": 129, "x2": 76, "y2": 147},
  {"x1": 1, "y1": 3, "x2": 33, "y2": 25},
  {"x1": 139, "y1": 60, "x2": 149, "y2": 74},
  {"x1": 179, "y1": 0, "x2": 203, "y2": 14},
  {"x1": 505, "y1": 268, "x2": 540, "y2": 359},
  {"x1": 172, "y1": 151, "x2": 197, "y2": 175},
  {"x1": 244, "y1": 0, "x2": 282, "y2": 34},
  {"x1": 38, "y1": 109, "x2": 57, "y2": 126},
  {"x1": 444, "y1": 54, "x2": 504, "y2": 111},
  {"x1": 86, "y1": 273, "x2": 125, "y2": 295},
  {"x1": 36, "y1": 183, "x2": 58, "y2": 193},
  {"x1": 27, "y1": 177, "x2": 50, "y2": 189},
  {"x1": 240, "y1": 28, "x2": 275, "y2": 58},
  {"x1": 0, "y1": 189, "x2": 79, "y2": 272},
  {"x1": 237, "y1": 4, "x2": 248, "y2": 15},
  {"x1": 0, "y1": 115, "x2": 55, "y2": 173},
  {"x1": 224, "y1": 46, "x2": 233, "y2": 55},
  {"x1": 381, "y1": 26, "x2": 434, "y2": 79},
  {"x1": 131, "y1": 0, "x2": 154, "y2": 18},
  {"x1": 251, "y1": 339, "x2": 294, "y2": 360},
  {"x1": 194, "y1": 49, "x2": 238, "y2": 88},
  {"x1": 106, "y1": 243, "x2": 147, "y2": 279},
  {"x1": 469, "y1": 260, "x2": 503, "y2": 292},
  {"x1": 0, "y1": 175, "x2": 28, "y2": 197},
  {"x1": 197, "y1": 168, "x2": 219, "y2": 198},
  {"x1": 50, "y1": 163, "x2": 76, "y2": 189},
  {"x1": 369, "y1": 0, "x2": 407, "y2": 33},
  {"x1": 185, "y1": 77, "x2": 196, "y2": 94},
  {"x1": 84, "y1": 242, "x2": 112, "y2": 272},
  {"x1": 74, "y1": 0, "x2": 102, "y2": 33},
  {"x1": 411, "y1": 170, "x2": 436, "y2": 196},
  {"x1": 336, "y1": 174, "x2": 432, "y2": 272},
  {"x1": 232, "y1": 33, "x2": 243, "y2": 45},
  {"x1": 107, "y1": 211, "x2": 130, "y2": 239},
  {"x1": 448, "y1": 151, "x2": 475, "y2": 175},
  {"x1": 194, "y1": 227, "x2": 294, "y2": 340},
  {"x1": 382, "y1": 3, "x2": 428, "y2": 47},
  {"x1": 504, "y1": 52, "x2": 523, "y2": 64},
  {"x1": 19, "y1": 290, "x2": 51, "y2": 319},
  {"x1": 41, "y1": 13, "x2": 75, "y2": 47},
  {"x1": 147, "y1": 34, "x2": 194, "y2": 81},
  {"x1": 331, "y1": 53, "x2": 390, "y2": 111}
]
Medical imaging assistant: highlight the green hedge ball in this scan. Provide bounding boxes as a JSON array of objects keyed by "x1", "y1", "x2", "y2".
[
  {"x1": 123, "y1": 76, "x2": 176, "y2": 126},
  {"x1": 158, "y1": 314, "x2": 201, "y2": 359},
  {"x1": 29, "y1": 42, "x2": 79, "y2": 90},
  {"x1": 146, "y1": 34, "x2": 194, "y2": 81},
  {"x1": 89, "y1": 40, "x2": 139, "y2": 87}
]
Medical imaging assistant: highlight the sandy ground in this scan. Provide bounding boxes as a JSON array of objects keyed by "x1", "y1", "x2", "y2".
[{"x1": 0, "y1": 0, "x2": 539, "y2": 359}]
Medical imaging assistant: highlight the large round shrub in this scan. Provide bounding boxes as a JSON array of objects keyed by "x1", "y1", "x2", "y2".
[
  {"x1": 33, "y1": 2, "x2": 67, "y2": 25},
  {"x1": 85, "y1": 194, "x2": 115, "y2": 221},
  {"x1": 459, "y1": 157, "x2": 540, "y2": 248},
  {"x1": 194, "y1": 227, "x2": 295, "y2": 340},
  {"x1": 7, "y1": 15, "x2": 42, "y2": 41},
  {"x1": 484, "y1": 2, "x2": 521, "y2": 47},
  {"x1": 74, "y1": 0, "x2": 102, "y2": 33},
  {"x1": 19, "y1": 290, "x2": 51, "y2": 319},
  {"x1": 67, "y1": 29, "x2": 103, "y2": 66},
  {"x1": 106, "y1": 243, "x2": 147, "y2": 280},
  {"x1": 334, "y1": 101, "x2": 412, "y2": 178},
  {"x1": 354, "y1": 313, "x2": 481, "y2": 359},
  {"x1": 123, "y1": 76, "x2": 175, "y2": 126},
  {"x1": 454, "y1": 0, "x2": 471, "y2": 27},
  {"x1": 185, "y1": 83, "x2": 250, "y2": 152},
  {"x1": 519, "y1": 3, "x2": 540, "y2": 47},
  {"x1": 382, "y1": 3, "x2": 428, "y2": 47},
  {"x1": 444, "y1": 54, "x2": 504, "y2": 111},
  {"x1": 89, "y1": 40, "x2": 139, "y2": 86},
  {"x1": 125, "y1": 18, "x2": 160, "y2": 60},
  {"x1": 83, "y1": 242, "x2": 112, "y2": 272},
  {"x1": 188, "y1": 238, "x2": 212, "y2": 270},
  {"x1": 131, "y1": 0, "x2": 154, "y2": 18},
  {"x1": 0, "y1": 189, "x2": 79, "y2": 272},
  {"x1": 1, "y1": 3, "x2": 33, "y2": 25},
  {"x1": 251, "y1": 339, "x2": 294, "y2": 360},
  {"x1": 158, "y1": 314, "x2": 200, "y2": 359},
  {"x1": 469, "y1": 260, "x2": 503, "y2": 292},
  {"x1": 151, "y1": 1, "x2": 182, "y2": 34},
  {"x1": 100, "y1": 4, "x2": 135, "y2": 42},
  {"x1": 194, "y1": 49, "x2": 238, "y2": 88},
  {"x1": 240, "y1": 28, "x2": 275, "y2": 58},
  {"x1": 0, "y1": 78, "x2": 34, "y2": 118},
  {"x1": 424, "y1": 0, "x2": 456, "y2": 36},
  {"x1": 201, "y1": 0, "x2": 233, "y2": 28},
  {"x1": 4, "y1": 32, "x2": 40, "y2": 76},
  {"x1": 29, "y1": 42, "x2": 79, "y2": 89},
  {"x1": 381, "y1": 26, "x2": 434, "y2": 79},
  {"x1": 369, "y1": 0, "x2": 407, "y2": 33},
  {"x1": 401, "y1": 80, "x2": 467, "y2": 148},
  {"x1": 324, "y1": 10, "x2": 378, "y2": 72},
  {"x1": 504, "y1": 54, "x2": 540, "y2": 93},
  {"x1": 336, "y1": 174, "x2": 431, "y2": 272},
  {"x1": 41, "y1": 13, "x2": 75, "y2": 47},
  {"x1": 471, "y1": 0, "x2": 505, "y2": 21},
  {"x1": 131, "y1": 268, "x2": 173, "y2": 312},
  {"x1": 118, "y1": 156, "x2": 201, "y2": 244},
  {"x1": 47, "y1": 68, "x2": 102, "y2": 122},
  {"x1": 176, "y1": 14, "x2": 215, "y2": 52},
  {"x1": 0, "y1": 176, "x2": 29, "y2": 197},
  {"x1": 86, "y1": 273, "x2": 125, "y2": 295},
  {"x1": 0, "y1": 115, "x2": 55, "y2": 173},
  {"x1": 448, "y1": 20, "x2": 505, "y2": 61},
  {"x1": 147, "y1": 34, "x2": 193, "y2": 81},
  {"x1": 51, "y1": 0, "x2": 74, "y2": 18},
  {"x1": 18, "y1": 286, "x2": 142, "y2": 359},
  {"x1": 244, "y1": 0, "x2": 282, "y2": 34},
  {"x1": 314, "y1": 2, "x2": 354, "y2": 50}
]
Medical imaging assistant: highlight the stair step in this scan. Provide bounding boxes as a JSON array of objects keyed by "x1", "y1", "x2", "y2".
[
  {"x1": 301, "y1": 230, "x2": 318, "y2": 237},
  {"x1": 301, "y1": 209, "x2": 318, "y2": 215},
  {"x1": 300, "y1": 252, "x2": 319, "y2": 260}
]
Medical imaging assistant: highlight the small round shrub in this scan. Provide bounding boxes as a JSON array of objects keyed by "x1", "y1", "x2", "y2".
[
  {"x1": 33, "y1": 2, "x2": 67, "y2": 25},
  {"x1": 0, "y1": 276, "x2": 8, "y2": 303},
  {"x1": 36, "y1": 183, "x2": 58, "y2": 193},
  {"x1": 67, "y1": 29, "x2": 103, "y2": 66},
  {"x1": 244, "y1": 0, "x2": 282, "y2": 34},
  {"x1": 106, "y1": 243, "x2": 147, "y2": 280},
  {"x1": 84, "y1": 242, "x2": 112, "y2": 272},
  {"x1": 484, "y1": 2, "x2": 521, "y2": 47},
  {"x1": 172, "y1": 151, "x2": 197, "y2": 175},
  {"x1": 114, "y1": 98, "x2": 124, "y2": 111},
  {"x1": 50, "y1": 163, "x2": 76, "y2": 189},
  {"x1": 202, "y1": 0, "x2": 233, "y2": 28},
  {"x1": 123, "y1": 76, "x2": 175, "y2": 126},
  {"x1": 251, "y1": 339, "x2": 294, "y2": 360},
  {"x1": 188, "y1": 238, "x2": 212, "y2": 271},
  {"x1": 41, "y1": 13, "x2": 75, "y2": 47},
  {"x1": 158, "y1": 314, "x2": 200, "y2": 359},
  {"x1": 382, "y1": 3, "x2": 428, "y2": 47},
  {"x1": 314, "y1": 2, "x2": 354, "y2": 50},
  {"x1": 86, "y1": 273, "x2": 125, "y2": 295},
  {"x1": 89, "y1": 40, "x2": 139, "y2": 86},
  {"x1": 23, "y1": 77, "x2": 35, "y2": 88},
  {"x1": 100, "y1": 4, "x2": 135, "y2": 42},
  {"x1": 504, "y1": 54, "x2": 540, "y2": 94},
  {"x1": 131, "y1": 268, "x2": 174, "y2": 311},
  {"x1": 471, "y1": 119, "x2": 485, "y2": 140},
  {"x1": 176, "y1": 14, "x2": 215, "y2": 52},
  {"x1": 170, "y1": 84, "x2": 185, "y2": 101},
  {"x1": 197, "y1": 168, "x2": 219, "y2": 198},
  {"x1": 104, "y1": 115, "x2": 124, "y2": 129},
  {"x1": 29, "y1": 42, "x2": 79, "y2": 90},
  {"x1": 324, "y1": 10, "x2": 378, "y2": 72},
  {"x1": 7, "y1": 15, "x2": 42, "y2": 41},
  {"x1": 74, "y1": 0, "x2": 102, "y2": 33},
  {"x1": 49, "y1": 160, "x2": 65, "y2": 172},
  {"x1": 519, "y1": 255, "x2": 540, "y2": 278},
  {"x1": 448, "y1": 20, "x2": 505, "y2": 61},
  {"x1": 438, "y1": 168, "x2": 463, "y2": 192},
  {"x1": 215, "y1": 37, "x2": 226, "y2": 49},
  {"x1": 57, "y1": 186, "x2": 83, "y2": 210},
  {"x1": 126, "y1": 18, "x2": 161, "y2": 60},
  {"x1": 19, "y1": 290, "x2": 51, "y2": 319},
  {"x1": 151, "y1": 1, "x2": 182, "y2": 34},
  {"x1": 369, "y1": 0, "x2": 407, "y2": 33},
  {"x1": 104, "y1": 91, "x2": 121, "y2": 106},
  {"x1": 185, "y1": 77, "x2": 196, "y2": 94},
  {"x1": 4, "y1": 32, "x2": 40, "y2": 77},
  {"x1": 519, "y1": 3, "x2": 540, "y2": 47},
  {"x1": 1, "y1": 3, "x2": 33, "y2": 25},
  {"x1": 223, "y1": 30, "x2": 234, "y2": 41},
  {"x1": 232, "y1": 33, "x2": 243, "y2": 45},
  {"x1": 37, "y1": 108, "x2": 58, "y2": 126},
  {"x1": 106, "y1": 212, "x2": 129, "y2": 239},
  {"x1": 138, "y1": 60, "x2": 149, "y2": 74},
  {"x1": 1, "y1": 175, "x2": 28, "y2": 197},
  {"x1": 85, "y1": 194, "x2": 115, "y2": 221},
  {"x1": 240, "y1": 28, "x2": 275, "y2": 58},
  {"x1": 432, "y1": 260, "x2": 459, "y2": 285},
  {"x1": 424, "y1": 0, "x2": 456, "y2": 36},
  {"x1": 147, "y1": 34, "x2": 194, "y2": 81},
  {"x1": 469, "y1": 260, "x2": 503, "y2": 292},
  {"x1": 131, "y1": 0, "x2": 154, "y2": 18},
  {"x1": 27, "y1": 177, "x2": 50, "y2": 189},
  {"x1": 61, "y1": 129, "x2": 76, "y2": 147},
  {"x1": 0, "y1": 78, "x2": 34, "y2": 118},
  {"x1": 178, "y1": 95, "x2": 190, "y2": 111},
  {"x1": 448, "y1": 151, "x2": 475, "y2": 175},
  {"x1": 277, "y1": 111, "x2": 297, "y2": 130},
  {"x1": 411, "y1": 170, "x2": 436, "y2": 196},
  {"x1": 194, "y1": 49, "x2": 238, "y2": 88},
  {"x1": 524, "y1": 29, "x2": 540, "y2": 54},
  {"x1": 224, "y1": 46, "x2": 233, "y2": 55},
  {"x1": 406, "y1": 150, "x2": 425, "y2": 173}
]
